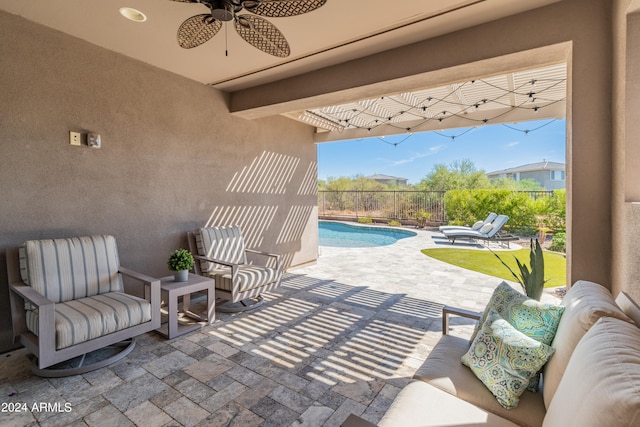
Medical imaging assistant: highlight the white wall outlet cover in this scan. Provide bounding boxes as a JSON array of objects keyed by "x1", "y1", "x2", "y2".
[{"x1": 69, "y1": 131, "x2": 81, "y2": 146}]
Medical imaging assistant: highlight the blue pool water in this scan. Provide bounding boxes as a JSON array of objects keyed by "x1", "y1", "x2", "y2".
[{"x1": 319, "y1": 221, "x2": 416, "y2": 248}]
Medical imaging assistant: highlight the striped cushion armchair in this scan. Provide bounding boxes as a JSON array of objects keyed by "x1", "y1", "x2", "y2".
[
  {"x1": 7, "y1": 235, "x2": 160, "y2": 377},
  {"x1": 187, "y1": 226, "x2": 282, "y2": 312}
]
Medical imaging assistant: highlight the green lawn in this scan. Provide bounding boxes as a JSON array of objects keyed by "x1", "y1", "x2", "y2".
[{"x1": 421, "y1": 248, "x2": 566, "y2": 288}]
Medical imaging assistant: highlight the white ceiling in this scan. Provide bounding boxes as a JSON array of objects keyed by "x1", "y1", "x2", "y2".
[{"x1": 0, "y1": 0, "x2": 560, "y2": 92}]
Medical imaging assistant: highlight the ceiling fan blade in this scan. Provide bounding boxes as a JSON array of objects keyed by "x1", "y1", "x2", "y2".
[
  {"x1": 177, "y1": 14, "x2": 223, "y2": 49},
  {"x1": 234, "y1": 15, "x2": 291, "y2": 57},
  {"x1": 248, "y1": 0, "x2": 327, "y2": 18}
]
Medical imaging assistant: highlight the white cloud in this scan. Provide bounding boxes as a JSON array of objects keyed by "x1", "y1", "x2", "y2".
[
  {"x1": 385, "y1": 145, "x2": 446, "y2": 167},
  {"x1": 505, "y1": 141, "x2": 520, "y2": 148}
]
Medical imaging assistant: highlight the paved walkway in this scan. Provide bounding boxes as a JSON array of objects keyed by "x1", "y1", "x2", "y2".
[{"x1": 0, "y1": 226, "x2": 560, "y2": 427}]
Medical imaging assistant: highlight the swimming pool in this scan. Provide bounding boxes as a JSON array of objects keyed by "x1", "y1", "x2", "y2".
[{"x1": 318, "y1": 221, "x2": 416, "y2": 248}]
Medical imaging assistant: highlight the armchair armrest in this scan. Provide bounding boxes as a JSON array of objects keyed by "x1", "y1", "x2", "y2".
[
  {"x1": 119, "y1": 266, "x2": 162, "y2": 329},
  {"x1": 192, "y1": 254, "x2": 236, "y2": 269},
  {"x1": 9, "y1": 283, "x2": 56, "y2": 349},
  {"x1": 10, "y1": 283, "x2": 55, "y2": 308},
  {"x1": 245, "y1": 248, "x2": 281, "y2": 270},
  {"x1": 192, "y1": 254, "x2": 240, "y2": 280},
  {"x1": 119, "y1": 266, "x2": 159, "y2": 285},
  {"x1": 442, "y1": 305, "x2": 481, "y2": 335}
]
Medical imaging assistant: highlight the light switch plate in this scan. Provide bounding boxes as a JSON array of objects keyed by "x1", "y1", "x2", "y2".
[{"x1": 69, "y1": 131, "x2": 81, "y2": 146}]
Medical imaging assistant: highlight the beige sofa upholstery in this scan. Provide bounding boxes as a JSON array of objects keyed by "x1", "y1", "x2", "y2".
[{"x1": 361, "y1": 281, "x2": 640, "y2": 427}]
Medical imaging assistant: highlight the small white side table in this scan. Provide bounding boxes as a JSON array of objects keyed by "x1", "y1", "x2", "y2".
[{"x1": 156, "y1": 273, "x2": 215, "y2": 339}]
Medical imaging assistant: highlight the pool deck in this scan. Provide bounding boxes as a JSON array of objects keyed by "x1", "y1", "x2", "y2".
[{"x1": 0, "y1": 226, "x2": 561, "y2": 427}]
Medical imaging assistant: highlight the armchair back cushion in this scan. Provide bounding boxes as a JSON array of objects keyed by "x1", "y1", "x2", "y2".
[
  {"x1": 195, "y1": 226, "x2": 248, "y2": 273},
  {"x1": 19, "y1": 235, "x2": 123, "y2": 303}
]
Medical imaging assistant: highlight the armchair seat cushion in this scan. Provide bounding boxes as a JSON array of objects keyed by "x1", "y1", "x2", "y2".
[
  {"x1": 26, "y1": 292, "x2": 151, "y2": 350},
  {"x1": 208, "y1": 266, "x2": 280, "y2": 292}
]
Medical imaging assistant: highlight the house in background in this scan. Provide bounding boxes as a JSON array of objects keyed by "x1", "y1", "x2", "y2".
[
  {"x1": 487, "y1": 161, "x2": 566, "y2": 190},
  {"x1": 366, "y1": 174, "x2": 408, "y2": 187}
]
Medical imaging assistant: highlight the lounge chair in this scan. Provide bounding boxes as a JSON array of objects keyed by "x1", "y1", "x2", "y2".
[
  {"x1": 442, "y1": 214, "x2": 509, "y2": 244},
  {"x1": 438, "y1": 212, "x2": 498, "y2": 233},
  {"x1": 187, "y1": 225, "x2": 282, "y2": 313}
]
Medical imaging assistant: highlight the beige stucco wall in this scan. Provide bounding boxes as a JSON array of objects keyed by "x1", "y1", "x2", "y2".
[
  {"x1": 612, "y1": 0, "x2": 640, "y2": 302},
  {"x1": 0, "y1": 11, "x2": 318, "y2": 352}
]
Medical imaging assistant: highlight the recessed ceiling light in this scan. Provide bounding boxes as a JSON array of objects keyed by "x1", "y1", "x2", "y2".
[{"x1": 119, "y1": 7, "x2": 147, "y2": 22}]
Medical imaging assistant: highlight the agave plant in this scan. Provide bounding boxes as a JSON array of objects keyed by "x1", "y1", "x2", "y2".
[{"x1": 491, "y1": 239, "x2": 546, "y2": 301}]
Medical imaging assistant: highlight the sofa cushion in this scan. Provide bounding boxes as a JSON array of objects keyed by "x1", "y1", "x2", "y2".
[
  {"x1": 415, "y1": 334, "x2": 546, "y2": 427},
  {"x1": 542, "y1": 317, "x2": 640, "y2": 427},
  {"x1": 378, "y1": 380, "x2": 520, "y2": 427},
  {"x1": 26, "y1": 292, "x2": 151, "y2": 349},
  {"x1": 19, "y1": 235, "x2": 122, "y2": 303},
  {"x1": 542, "y1": 280, "x2": 633, "y2": 409},
  {"x1": 471, "y1": 282, "x2": 564, "y2": 346},
  {"x1": 462, "y1": 309, "x2": 554, "y2": 409}
]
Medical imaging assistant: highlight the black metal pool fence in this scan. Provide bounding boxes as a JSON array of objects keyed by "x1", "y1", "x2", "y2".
[{"x1": 318, "y1": 190, "x2": 555, "y2": 225}]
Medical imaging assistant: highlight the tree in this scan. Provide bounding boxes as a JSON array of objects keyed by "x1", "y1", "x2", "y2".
[
  {"x1": 491, "y1": 177, "x2": 543, "y2": 191},
  {"x1": 417, "y1": 159, "x2": 491, "y2": 191}
]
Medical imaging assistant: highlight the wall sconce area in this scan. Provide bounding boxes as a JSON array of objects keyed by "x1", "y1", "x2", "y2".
[{"x1": 69, "y1": 131, "x2": 101, "y2": 149}]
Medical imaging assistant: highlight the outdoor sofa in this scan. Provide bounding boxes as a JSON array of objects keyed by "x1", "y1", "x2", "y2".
[{"x1": 343, "y1": 280, "x2": 640, "y2": 427}]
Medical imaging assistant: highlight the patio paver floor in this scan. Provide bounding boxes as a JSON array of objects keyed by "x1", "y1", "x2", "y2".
[{"x1": 0, "y1": 228, "x2": 560, "y2": 426}]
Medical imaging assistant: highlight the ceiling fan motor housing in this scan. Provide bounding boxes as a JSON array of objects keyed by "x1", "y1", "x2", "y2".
[{"x1": 208, "y1": 0, "x2": 242, "y2": 21}]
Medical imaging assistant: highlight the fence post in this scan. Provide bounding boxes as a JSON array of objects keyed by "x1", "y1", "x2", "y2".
[
  {"x1": 322, "y1": 191, "x2": 325, "y2": 216},
  {"x1": 394, "y1": 191, "x2": 397, "y2": 219},
  {"x1": 356, "y1": 190, "x2": 359, "y2": 219}
]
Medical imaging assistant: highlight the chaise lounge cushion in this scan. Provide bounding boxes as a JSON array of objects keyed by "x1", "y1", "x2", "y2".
[
  {"x1": 542, "y1": 317, "x2": 640, "y2": 427},
  {"x1": 25, "y1": 292, "x2": 152, "y2": 350},
  {"x1": 415, "y1": 334, "x2": 546, "y2": 427},
  {"x1": 378, "y1": 380, "x2": 520, "y2": 427},
  {"x1": 542, "y1": 280, "x2": 633, "y2": 408}
]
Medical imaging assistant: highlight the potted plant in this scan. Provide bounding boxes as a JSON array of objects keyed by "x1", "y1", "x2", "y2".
[{"x1": 167, "y1": 249, "x2": 194, "y2": 282}]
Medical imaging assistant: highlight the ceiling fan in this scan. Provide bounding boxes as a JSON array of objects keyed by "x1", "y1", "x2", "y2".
[{"x1": 171, "y1": 0, "x2": 327, "y2": 57}]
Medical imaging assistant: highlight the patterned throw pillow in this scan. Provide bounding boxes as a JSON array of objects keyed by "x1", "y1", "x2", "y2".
[
  {"x1": 461, "y1": 308, "x2": 555, "y2": 409},
  {"x1": 471, "y1": 282, "x2": 564, "y2": 345}
]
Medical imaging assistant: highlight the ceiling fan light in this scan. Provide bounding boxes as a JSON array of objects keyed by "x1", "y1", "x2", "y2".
[{"x1": 119, "y1": 7, "x2": 147, "y2": 22}]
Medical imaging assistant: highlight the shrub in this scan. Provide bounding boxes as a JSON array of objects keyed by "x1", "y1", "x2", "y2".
[
  {"x1": 414, "y1": 210, "x2": 431, "y2": 228},
  {"x1": 388, "y1": 220, "x2": 402, "y2": 226},
  {"x1": 357, "y1": 217, "x2": 373, "y2": 224},
  {"x1": 444, "y1": 189, "x2": 563, "y2": 231},
  {"x1": 549, "y1": 232, "x2": 566, "y2": 252}
]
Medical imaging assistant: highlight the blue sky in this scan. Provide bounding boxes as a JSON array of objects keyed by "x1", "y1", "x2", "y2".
[{"x1": 317, "y1": 118, "x2": 566, "y2": 184}]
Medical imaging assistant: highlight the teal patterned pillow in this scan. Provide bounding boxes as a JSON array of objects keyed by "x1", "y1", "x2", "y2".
[
  {"x1": 462, "y1": 308, "x2": 555, "y2": 409},
  {"x1": 471, "y1": 282, "x2": 564, "y2": 345}
]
